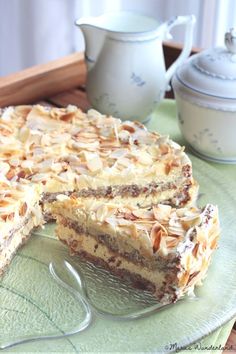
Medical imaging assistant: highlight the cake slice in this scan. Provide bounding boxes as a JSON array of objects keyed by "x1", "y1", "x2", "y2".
[
  {"x1": 1, "y1": 105, "x2": 198, "y2": 215},
  {"x1": 52, "y1": 195, "x2": 220, "y2": 303},
  {"x1": 0, "y1": 180, "x2": 43, "y2": 274}
]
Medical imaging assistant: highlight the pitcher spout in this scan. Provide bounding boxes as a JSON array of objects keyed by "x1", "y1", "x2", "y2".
[{"x1": 75, "y1": 18, "x2": 106, "y2": 71}]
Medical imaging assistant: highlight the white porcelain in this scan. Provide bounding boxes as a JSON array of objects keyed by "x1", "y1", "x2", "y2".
[
  {"x1": 76, "y1": 12, "x2": 195, "y2": 122},
  {"x1": 172, "y1": 28, "x2": 236, "y2": 164}
]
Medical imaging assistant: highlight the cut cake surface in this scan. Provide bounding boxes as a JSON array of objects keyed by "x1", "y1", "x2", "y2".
[
  {"x1": 52, "y1": 196, "x2": 220, "y2": 303},
  {"x1": 0, "y1": 181, "x2": 43, "y2": 274}
]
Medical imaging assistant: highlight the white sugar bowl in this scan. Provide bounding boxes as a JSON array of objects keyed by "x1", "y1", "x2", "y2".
[{"x1": 172, "y1": 28, "x2": 236, "y2": 164}]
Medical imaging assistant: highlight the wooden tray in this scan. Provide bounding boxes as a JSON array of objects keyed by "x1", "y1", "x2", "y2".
[
  {"x1": 0, "y1": 42, "x2": 199, "y2": 108},
  {"x1": 0, "y1": 42, "x2": 235, "y2": 351}
]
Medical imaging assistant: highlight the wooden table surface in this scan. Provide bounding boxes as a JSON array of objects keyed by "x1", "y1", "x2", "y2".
[{"x1": 0, "y1": 43, "x2": 235, "y2": 352}]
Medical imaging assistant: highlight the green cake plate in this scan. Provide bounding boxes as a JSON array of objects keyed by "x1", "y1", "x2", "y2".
[{"x1": 0, "y1": 100, "x2": 235, "y2": 353}]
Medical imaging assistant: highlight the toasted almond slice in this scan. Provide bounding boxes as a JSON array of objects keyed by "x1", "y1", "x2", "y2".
[
  {"x1": 187, "y1": 271, "x2": 201, "y2": 286},
  {"x1": 159, "y1": 144, "x2": 170, "y2": 155},
  {"x1": 118, "y1": 129, "x2": 131, "y2": 144},
  {"x1": 61, "y1": 155, "x2": 80, "y2": 164},
  {"x1": 147, "y1": 146, "x2": 160, "y2": 158},
  {"x1": 152, "y1": 229, "x2": 162, "y2": 253},
  {"x1": 153, "y1": 204, "x2": 172, "y2": 221},
  {"x1": 0, "y1": 199, "x2": 11, "y2": 207},
  {"x1": 165, "y1": 161, "x2": 171, "y2": 175},
  {"x1": 130, "y1": 224, "x2": 138, "y2": 238},
  {"x1": 15, "y1": 105, "x2": 32, "y2": 117},
  {"x1": 178, "y1": 271, "x2": 190, "y2": 287},
  {"x1": 137, "y1": 151, "x2": 153, "y2": 165},
  {"x1": 196, "y1": 227, "x2": 206, "y2": 243},
  {"x1": 123, "y1": 212, "x2": 137, "y2": 221},
  {"x1": 31, "y1": 173, "x2": 49, "y2": 182},
  {"x1": 168, "y1": 225, "x2": 185, "y2": 237},
  {"x1": 151, "y1": 222, "x2": 168, "y2": 253},
  {"x1": 1, "y1": 107, "x2": 15, "y2": 121},
  {"x1": 166, "y1": 236, "x2": 181, "y2": 249},
  {"x1": 109, "y1": 149, "x2": 128, "y2": 159},
  {"x1": 172, "y1": 158, "x2": 181, "y2": 168},
  {"x1": 85, "y1": 152, "x2": 103, "y2": 172},
  {"x1": 9, "y1": 158, "x2": 20, "y2": 167},
  {"x1": 181, "y1": 215, "x2": 201, "y2": 230},
  {"x1": 6, "y1": 168, "x2": 16, "y2": 180},
  {"x1": 121, "y1": 124, "x2": 135, "y2": 133},
  {"x1": 87, "y1": 108, "x2": 103, "y2": 119},
  {"x1": 40, "y1": 134, "x2": 52, "y2": 146},
  {"x1": 77, "y1": 132, "x2": 98, "y2": 139},
  {"x1": 18, "y1": 126, "x2": 30, "y2": 142},
  {"x1": 74, "y1": 137, "x2": 97, "y2": 143},
  {"x1": 176, "y1": 208, "x2": 188, "y2": 217},
  {"x1": 60, "y1": 112, "x2": 75, "y2": 122},
  {"x1": 185, "y1": 253, "x2": 192, "y2": 270},
  {"x1": 135, "y1": 220, "x2": 155, "y2": 226},
  {"x1": 70, "y1": 140, "x2": 99, "y2": 151},
  {"x1": 1, "y1": 212, "x2": 15, "y2": 222},
  {"x1": 0, "y1": 162, "x2": 10, "y2": 175},
  {"x1": 21, "y1": 160, "x2": 34, "y2": 170},
  {"x1": 17, "y1": 170, "x2": 27, "y2": 180},
  {"x1": 19, "y1": 202, "x2": 28, "y2": 217},
  {"x1": 66, "y1": 105, "x2": 78, "y2": 113},
  {"x1": 113, "y1": 122, "x2": 119, "y2": 141},
  {"x1": 0, "y1": 201, "x2": 15, "y2": 214},
  {"x1": 159, "y1": 238, "x2": 169, "y2": 256},
  {"x1": 132, "y1": 209, "x2": 154, "y2": 220},
  {"x1": 117, "y1": 157, "x2": 130, "y2": 167},
  {"x1": 210, "y1": 236, "x2": 218, "y2": 250},
  {"x1": 50, "y1": 162, "x2": 63, "y2": 173},
  {"x1": 0, "y1": 122, "x2": 14, "y2": 135},
  {"x1": 116, "y1": 218, "x2": 131, "y2": 226},
  {"x1": 192, "y1": 242, "x2": 200, "y2": 258}
]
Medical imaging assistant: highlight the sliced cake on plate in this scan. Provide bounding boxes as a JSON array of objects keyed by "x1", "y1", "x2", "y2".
[
  {"x1": 0, "y1": 104, "x2": 219, "y2": 304},
  {"x1": 52, "y1": 196, "x2": 220, "y2": 303}
]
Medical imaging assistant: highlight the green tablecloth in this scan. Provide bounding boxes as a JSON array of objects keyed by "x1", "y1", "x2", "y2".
[{"x1": 149, "y1": 100, "x2": 235, "y2": 354}]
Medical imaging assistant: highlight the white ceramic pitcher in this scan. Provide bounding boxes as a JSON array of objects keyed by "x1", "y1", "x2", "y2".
[{"x1": 76, "y1": 12, "x2": 195, "y2": 122}]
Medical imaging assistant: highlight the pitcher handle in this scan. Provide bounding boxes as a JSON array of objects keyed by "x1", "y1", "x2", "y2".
[{"x1": 164, "y1": 15, "x2": 196, "y2": 86}]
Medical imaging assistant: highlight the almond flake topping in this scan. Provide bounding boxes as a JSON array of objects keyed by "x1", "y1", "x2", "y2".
[
  {"x1": 153, "y1": 204, "x2": 172, "y2": 221},
  {"x1": 151, "y1": 222, "x2": 168, "y2": 253},
  {"x1": 137, "y1": 151, "x2": 153, "y2": 165},
  {"x1": 0, "y1": 162, "x2": 10, "y2": 175},
  {"x1": 132, "y1": 209, "x2": 154, "y2": 220},
  {"x1": 85, "y1": 152, "x2": 103, "y2": 172}
]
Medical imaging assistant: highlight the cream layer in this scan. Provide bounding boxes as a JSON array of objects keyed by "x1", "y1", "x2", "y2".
[
  {"x1": 42, "y1": 167, "x2": 193, "y2": 195},
  {"x1": 56, "y1": 224, "x2": 166, "y2": 288}
]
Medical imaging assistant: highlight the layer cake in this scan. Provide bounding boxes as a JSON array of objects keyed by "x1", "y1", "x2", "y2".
[
  {"x1": 52, "y1": 196, "x2": 220, "y2": 303},
  {"x1": 0, "y1": 105, "x2": 197, "y2": 217},
  {"x1": 0, "y1": 104, "x2": 218, "y2": 304}
]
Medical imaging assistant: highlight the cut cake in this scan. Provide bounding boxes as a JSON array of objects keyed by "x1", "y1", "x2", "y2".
[
  {"x1": 52, "y1": 196, "x2": 220, "y2": 303},
  {"x1": 0, "y1": 104, "x2": 219, "y2": 303}
]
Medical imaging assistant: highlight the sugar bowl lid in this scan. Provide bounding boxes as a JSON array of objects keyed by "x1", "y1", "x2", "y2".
[{"x1": 175, "y1": 28, "x2": 236, "y2": 101}]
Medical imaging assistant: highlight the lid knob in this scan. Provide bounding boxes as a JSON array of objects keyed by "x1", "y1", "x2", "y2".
[{"x1": 225, "y1": 28, "x2": 236, "y2": 54}]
